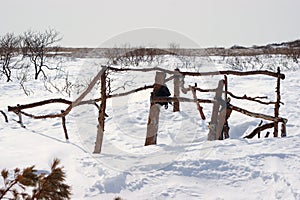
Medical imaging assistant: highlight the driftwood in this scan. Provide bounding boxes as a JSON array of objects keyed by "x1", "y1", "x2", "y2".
[
  {"x1": 244, "y1": 122, "x2": 275, "y2": 139},
  {"x1": 0, "y1": 110, "x2": 8, "y2": 123}
]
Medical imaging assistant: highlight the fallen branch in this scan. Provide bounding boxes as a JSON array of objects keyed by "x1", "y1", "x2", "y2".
[{"x1": 244, "y1": 122, "x2": 274, "y2": 139}]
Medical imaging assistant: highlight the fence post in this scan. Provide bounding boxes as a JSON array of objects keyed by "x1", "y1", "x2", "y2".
[
  {"x1": 222, "y1": 75, "x2": 231, "y2": 139},
  {"x1": 274, "y1": 67, "x2": 281, "y2": 137},
  {"x1": 94, "y1": 69, "x2": 107, "y2": 153},
  {"x1": 145, "y1": 72, "x2": 166, "y2": 146},
  {"x1": 173, "y1": 68, "x2": 180, "y2": 112},
  {"x1": 208, "y1": 80, "x2": 224, "y2": 141}
]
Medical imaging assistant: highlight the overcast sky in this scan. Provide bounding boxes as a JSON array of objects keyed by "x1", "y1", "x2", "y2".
[{"x1": 1, "y1": 0, "x2": 299, "y2": 48}]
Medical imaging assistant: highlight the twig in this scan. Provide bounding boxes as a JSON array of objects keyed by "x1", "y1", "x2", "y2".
[{"x1": 0, "y1": 110, "x2": 8, "y2": 122}]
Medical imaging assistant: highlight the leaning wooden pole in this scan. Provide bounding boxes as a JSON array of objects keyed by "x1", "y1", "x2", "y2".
[
  {"x1": 208, "y1": 80, "x2": 224, "y2": 141},
  {"x1": 94, "y1": 69, "x2": 107, "y2": 153},
  {"x1": 145, "y1": 72, "x2": 166, "y2": 146},
  {"x1": 274, "y1": 67, "x2": 281, "y2": 137}
]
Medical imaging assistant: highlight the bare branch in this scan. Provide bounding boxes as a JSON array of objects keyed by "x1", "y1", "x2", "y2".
[{"x1": 227, "y1": 91, "x2": 276, "y2": 105}]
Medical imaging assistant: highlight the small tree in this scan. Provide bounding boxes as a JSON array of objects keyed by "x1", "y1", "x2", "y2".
[
  {"x1": 22, "y1": 29, "x2": 62, "y2": 80},
  {"x1": 0, "y1": 33, "x2": 21, "y2": 82},
  {"x1": 0, "y1": 158, "x2": 71, "y2": 200}
]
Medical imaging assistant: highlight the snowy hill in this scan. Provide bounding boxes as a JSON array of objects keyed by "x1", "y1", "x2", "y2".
[{"x1": 0, "y1": 55, "x2": 300, "y2": 200}]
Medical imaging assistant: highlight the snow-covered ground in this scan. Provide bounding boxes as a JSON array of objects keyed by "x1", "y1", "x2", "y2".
[{"x1": 0, "y1": 55, "x2": 300, "y2": 200}]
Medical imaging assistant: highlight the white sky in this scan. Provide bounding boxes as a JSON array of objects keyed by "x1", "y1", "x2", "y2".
[{"x1": 0, "y1": 0, "x2": 299, "y2": 48}]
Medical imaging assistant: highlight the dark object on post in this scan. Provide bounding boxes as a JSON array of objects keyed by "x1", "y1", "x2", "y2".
[{"x1": 154, "y1": 85, "x2": 171, "y2": 109}]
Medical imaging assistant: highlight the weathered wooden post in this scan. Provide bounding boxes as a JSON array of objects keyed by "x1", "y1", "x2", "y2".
[
  {"x1": 208, "y1": 80, "x2": 224, "y2": 141},
  {"x1": 222, "y1": 75, "x2": 231, "y2": 139},
  {"x1": 94, "y1": 69, "x2": 107, "y2": 153},
  {"x1": 274, "y1": 67, "x2": 281, "y2": 137},
  {"x1": 173, "y1": 68, "x2": 180, "y2": 112},
  {"x1": 145, "y1": 72, "x2": 166, "y2": 146}
]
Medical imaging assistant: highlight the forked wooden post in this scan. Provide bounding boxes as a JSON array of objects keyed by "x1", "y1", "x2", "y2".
[
  {"x1": 208, "y1": 80, "x2": 224, "y2": 141},
  {"x1": 274, "y1": 67, "x2": 281, "y2": 137},
  {"x1": 94, "y1": 69, "x2": 107, "y2": 153},
  {"x1": 145, "y1": 72, "x2": 166, "y2": 146},
  {"x1": 173, "y1": 68, "x2": 180, "y2": 112}
]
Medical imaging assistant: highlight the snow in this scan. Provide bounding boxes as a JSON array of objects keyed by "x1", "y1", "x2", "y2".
[{"x1": 1, "y1": 55, "x2": 300, "y2": 199}]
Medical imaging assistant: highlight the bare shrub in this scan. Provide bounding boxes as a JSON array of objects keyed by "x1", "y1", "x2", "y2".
[
  {"x1": 0, "y1": 33, "x2": 21, "y2": 82},
  {"x1": 21, "y1": 29, "x2": 62, "y2": 80}
]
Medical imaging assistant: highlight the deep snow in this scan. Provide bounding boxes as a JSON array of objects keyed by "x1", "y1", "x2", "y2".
[{"x1": 0, "y1": 55, "x2": 300, "y2": 200}]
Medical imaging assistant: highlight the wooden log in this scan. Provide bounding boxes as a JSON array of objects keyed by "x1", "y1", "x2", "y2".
[
  {"x1": 244, "y1": 122, "x2": 274, "y2": 139},
  {"x1": 173, "y1": 68, "x2": 180, "y2": 112},
  {"x1": 145, "y1": 72, "x2": 165, "y2": 146},
  {"x1": 94, "y1": 70, "x2": 107, "y2": 153},
  {"x1": 274, "y1": 67, "x2": 281, "y2": 137},
  {"x1": 208, "y1": 80, "x2": 224, "y2": 141}
]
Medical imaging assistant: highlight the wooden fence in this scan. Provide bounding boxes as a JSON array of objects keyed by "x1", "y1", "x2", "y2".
[{"x1": 7, "y1": 66, "x2": 287, "y2": 153}]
